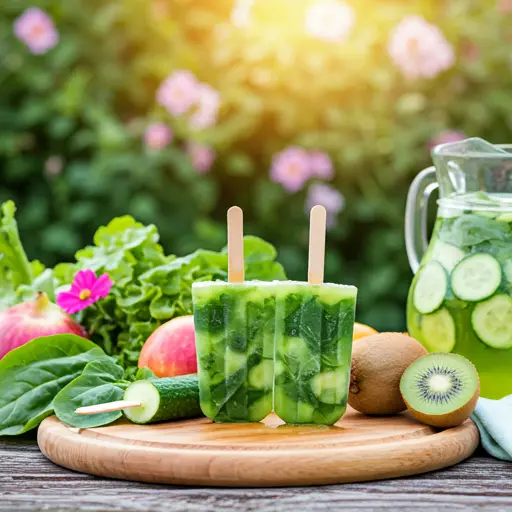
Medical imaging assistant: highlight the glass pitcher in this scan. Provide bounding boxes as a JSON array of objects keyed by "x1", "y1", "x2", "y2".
[{"x1": 405, "y1": 140, "x2": 512, "y2": 399}]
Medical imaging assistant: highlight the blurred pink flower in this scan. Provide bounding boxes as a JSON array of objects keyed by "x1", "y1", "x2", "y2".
[
  {"x1": 157, "y1": 70, "x2": 199, "y2": 116},
  {"x1": 187, "y1": 142, "x2": 216, "y2": 174},
  {"x1": 44, "y1": 155, "x2": 63, "y2": 178},
  {"x1": 388, "y1": 16, "x2": 455, "y2": 79},
  {"x1": 270, "y1": 147, "x2": 311, "y2": 193},
  {"x1": 189, "y1": 84, "x2": 221, "y2": 131},
  {"x1": 14, "y1": 7, "x2": 59, "y2": 54},
  {"x1": 497, "y1": 0, "x2": 512, "y2": 13},
  {"x1": 144, "y1": 123, "x2": 173, "y2": 150},
  {"x1": 462, "y1": 41, "x2": 479, "y2": 62},
  {"x1": 305, "y1": 0, "x2": 355, "y2": 43},
  {"x1": 309, "y1": 151, "x2": 334, "y2": 180},
  {"x1": 305, "y1": 183, "x2": 345, "y2": 229},
  {"x1": 428, "y1": 130, "x2": 466, "y2": 150}
]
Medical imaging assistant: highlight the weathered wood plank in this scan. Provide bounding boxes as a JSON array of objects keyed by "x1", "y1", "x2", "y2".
[{"x1": 0, "y1": 438, "x2": 511, "y2": 511}]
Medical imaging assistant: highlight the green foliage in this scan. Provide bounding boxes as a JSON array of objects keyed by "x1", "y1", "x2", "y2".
[
  {"x1": 2, "y1": 0, "x2": 509, "y2": 332},
  {"x1": 0, "y1": 334, "x2": 105, "y2": 435},
  {"x1": 0, "y1": 202, "x2": 286, "y2": 374}
]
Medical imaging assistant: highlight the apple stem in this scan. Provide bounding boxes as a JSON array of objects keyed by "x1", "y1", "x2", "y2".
[{"x1": 34, "y1": 292, "x2": 50, "y2": 315}]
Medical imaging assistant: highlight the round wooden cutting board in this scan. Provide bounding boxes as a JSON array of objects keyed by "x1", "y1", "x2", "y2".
[{"x1": 38, "y1": 407, "x2": 479, "y2": 487}]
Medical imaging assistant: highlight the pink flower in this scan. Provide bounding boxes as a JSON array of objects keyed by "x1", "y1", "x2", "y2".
[
  {"x1": 388, "y1": 16, "x2": 455, "y2": 79},
  {"x1": 497, "y1": 0, "x2": 512, "y2": 13},
  {"x1": 189, "y1": 84, "x2": 221, "y2": 131},
  {"x1": 428, "y1": 130, "x2": 466, "y2": 150},
  {"x1": 305, "y1": 183, "x2": 345, "y2": 229},
  {"x1": 305, "y1": 0, "x2": 355, "y2": 43},
  {"x1": 309, "y1": 151, "x2": 334, "y2": 180},
  {"x1": 187, "y1": 142, "x2": 216, "y2": 174},
  {"x1": 57, "y1": 270, "x2": 113, "y2": 315},
  {"x1": 14, "y1": 7, "x2": 59, "y2": 55},
  {"x1": 270, "y1": 147, "x2": 311, "y2": 193},
  {"x1": 144, "y1": 123, "x2": 173, "y2": 150},
  {"x1": 157, "y1": 70, "x2": 199, "y2": 116}
]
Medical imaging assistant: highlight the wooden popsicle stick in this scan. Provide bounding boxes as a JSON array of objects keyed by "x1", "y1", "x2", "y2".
[
  {"x1": 75, "y1": 400, "x2": 141, "y2": 415},
  {"x1": 227, "y1": 206, "x2": 244, "y2": 283},
  {"x1": 308, "y1": 205, "x2": 327, "y2": 284}
]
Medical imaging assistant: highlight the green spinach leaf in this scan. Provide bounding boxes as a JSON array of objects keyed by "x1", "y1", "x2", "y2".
[
  {"x1": 0, "y1": 334, "x2": 105, "y2": 435},
  {"x1": 54, "y1": 358, "x2": 128, "y2": 428},
  {"x1": 440, "y1": 214, "x2": 511, "y2": 248}
]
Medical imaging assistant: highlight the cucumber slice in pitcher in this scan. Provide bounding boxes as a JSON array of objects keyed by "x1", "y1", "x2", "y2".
[
  {"x1": 451, "y1": 254, "x2": 502, "y2": 302},
  {"x1": 496, "y1": 213, "x2": 512, "y2": 223},
  {"x1": 472, "y1": 294, "x2": 512, "y2": 349},
  {"x1": 504, "y1": 260, "x2": 512, "y2": 286},
  {"x1": 431, "y1": 241, "x2": 465, "y2": 272},
  {"x1": 420, "y1": 308, "x2": 456, "y2": 352},
  {"x1": 413, "y1": 261, "x2": 447, "y2": 314}
]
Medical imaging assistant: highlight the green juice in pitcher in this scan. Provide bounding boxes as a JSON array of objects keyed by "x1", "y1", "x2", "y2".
[{"x1": 407, "y1": 193, "x2": 512, "y2": 399}]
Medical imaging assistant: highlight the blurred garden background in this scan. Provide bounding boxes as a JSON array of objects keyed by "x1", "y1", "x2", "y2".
[{"x1": 2, "y1": 0, "x2": 512, "y2": 332}]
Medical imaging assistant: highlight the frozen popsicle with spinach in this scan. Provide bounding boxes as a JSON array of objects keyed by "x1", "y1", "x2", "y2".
[
  {"x1": 192, "y1": 281, "x2": 276, "y2": 422},
  {"x1": 273, "y1": 205, "x2": 357, "y2": 425},
  {"x1": 273, "y1": 281, "x2": 357, "y2": 425}
]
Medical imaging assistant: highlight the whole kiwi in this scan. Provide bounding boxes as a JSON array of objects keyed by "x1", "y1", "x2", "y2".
[{"x1": 348, "y1": 333, "x2": 428, "y2": 415}]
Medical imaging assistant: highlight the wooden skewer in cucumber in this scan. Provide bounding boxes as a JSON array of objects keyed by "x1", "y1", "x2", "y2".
[{"x1": 75, "y1": 374, "x2": 202, "y2": 425}]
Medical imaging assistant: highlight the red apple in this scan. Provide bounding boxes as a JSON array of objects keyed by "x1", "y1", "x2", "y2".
[
  {"x1": 0, "y1": 292, "x2": 87, "y2": 360},
  {"x1": 138, "y1": 315, "x2": 197, "y2": 378}
]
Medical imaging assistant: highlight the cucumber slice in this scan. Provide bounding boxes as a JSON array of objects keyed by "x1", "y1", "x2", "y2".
[
  {"x1": 248, "y1": 396, "x2": 272, "y2": 422},
  {"x1": 413, "y1": 261, "x2": 447, "y2": 314},
  {"x1": 310, "y1": 369, "x2": 347, "y2": 404},
  {"x1": 504, "y1": 260, "x2": 512, "y2": 285},
  {"x1": 248, "y1": 360, "x2": 273, "y2": 389},
  {"x1": 431, "y1": 241, "x2": 465, "y2": 272},
  {"x1": 472, "y1": 294, "x2": 512, "y2": 349},
  {"x1": 123, "y1": 375, "x2": 201, "y2": 424},
  {"x1": 451, "y1": 254, "x2": 502, "y2": 302},
  {"x1": 496, "y1": 213, "x2": 512, "y2": 223},
  {"x1": 274, "y1": 389, "x2": 314, "y2": 424},
  {"x1": 225, "y1": 348, "x2": 247, "y2": 375},
  {"x1": 474, "y1": 211, "x2": 498, "y2": 219},
  {"x1": 420, "y1": 308, "x2": 456, "y2": 352}
]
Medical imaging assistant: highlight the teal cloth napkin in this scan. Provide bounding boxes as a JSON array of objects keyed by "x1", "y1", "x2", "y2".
[{"x1": 471, "y1": 395, "x2": 512, "y2": 461}]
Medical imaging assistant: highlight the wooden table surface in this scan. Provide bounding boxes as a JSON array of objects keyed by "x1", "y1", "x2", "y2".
[{"x1": 1, "y1": 435, "x2": 511, "y2": 511}]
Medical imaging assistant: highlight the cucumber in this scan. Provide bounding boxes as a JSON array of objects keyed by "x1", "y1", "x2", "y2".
[
  {"x1": 310, "y1": 370, "x2": 347, "y2": 405},
  {"x1": 451, "y1": 253, "x2": 502, "y2": 302},
  {"x1": 431, "y1": 241, "x2": 465, "y2": 272},
  {"x1": 248, "y1": 359, "x2": 273, "y2": 389},
  {"x1": 472, "y1": 294, "x2": 512, "y2": 349},
  {"x1": 420, "y1": 308, "x2": 456, "y2": 352},
  {"x1": 474, "y1": 211, "x2": 498, "y2": 219},
  {"x1": 504, "y1": 260, "x2": 512, "y2": 285},
  {"x1": 225, "y1": 348, "x2": 247, "y2": 375},
  {"x1": 413, "y1": 261, "x2": 447, "y2": 314},
  {"x1": 123, "y1": 374, "x2": 201, "y2": 424},
  {"x1": 496, "y1": 213, "x2": 512, "y2": 223}
]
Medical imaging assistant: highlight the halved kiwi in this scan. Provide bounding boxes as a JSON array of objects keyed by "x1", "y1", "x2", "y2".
[{"x1": 400, "y1": 353, "x2": 479, "y2": 428}]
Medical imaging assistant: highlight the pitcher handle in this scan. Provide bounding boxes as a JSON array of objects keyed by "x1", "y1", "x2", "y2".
[{"x1": 405, "y1": 166, "x2": 439, "y2": 274}]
